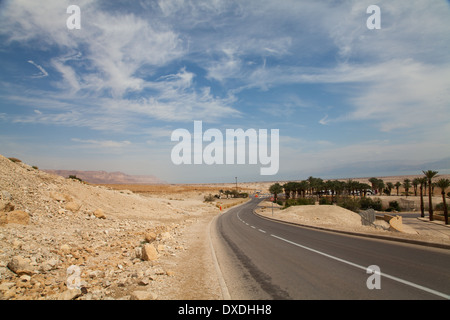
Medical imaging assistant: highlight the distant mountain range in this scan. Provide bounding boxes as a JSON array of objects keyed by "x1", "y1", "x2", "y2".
[{"x1": 43, "y1": 170, "x2": 166, "y2": 185}]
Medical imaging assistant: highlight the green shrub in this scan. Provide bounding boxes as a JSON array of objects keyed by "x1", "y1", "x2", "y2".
[
  {"x1": 435, "y1": 202, "x2": 449, "y2": 211},
  {"x1": 360, "y1": 197, "x2": 382, "y2": 211},
  {"x1": 386, "y1": 200, "x2": 400, "y2": 212},
  {"x1": 284, "y1": 197, "x2": 314, "y2": 209},
  {"x1": 319, "y1": 197, "x2": 332, "y2": 205},
  {"x1": 68, "y1": 175, "x2": 83, "y2": 182},
  {"x1": 337, "y1": 197, "x2": 360, "y2": 212}
]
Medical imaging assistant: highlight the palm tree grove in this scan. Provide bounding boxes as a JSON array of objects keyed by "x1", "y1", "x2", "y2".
[{"x1": 268, "y1": 170, "x2": 449, "y2": 225}]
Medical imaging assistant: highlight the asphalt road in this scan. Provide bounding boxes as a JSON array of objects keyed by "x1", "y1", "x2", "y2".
[{"x1": 212, "y1": 198, "x2": 450, "y2": 300}]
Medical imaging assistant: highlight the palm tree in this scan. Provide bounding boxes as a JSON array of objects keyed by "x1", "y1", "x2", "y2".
[
  {"x1": 412, "y1": 178, "x2": 420, "y2": 196},
  {"x1": 369, "y1": 177, "x2": 378, "y2": 194},
  {"x1": 436, "y1": 178, "x2": 449, "y2": 225},
  {"x1": 423, "y1": 170, "x2": 438, "y2": 221},
  {"x1": 346, "y1": 179, "x2": 356, "y2": 196},
  {"x1": 386, "y1": 182, "x2": 394, "y2": 196},
  {"x1": 282, "y1": 182, "x2": 293, "y2": 200},
  {"x1": 394, "y1": 182, "x2": 401, "y2": 196},
  {"x1": 377, "y1": 180, "x2": 385, "y2": 196},
  {"x1": 403, "y1": 179, "x2": 411, "y2": 198},
  {"x1": 419, "y1": 177, "x2": 427, "y2": 218},
  {"x1": 269, "y1": 183, "x2": 283, "y2": 202},
  {"x1": 298, "y1": 181, "x2": 309, "y2": 198}
]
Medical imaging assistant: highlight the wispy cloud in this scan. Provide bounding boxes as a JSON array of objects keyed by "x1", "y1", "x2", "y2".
[
  {"x1": 0, "y1": 0, "x2": 449, "y2": 182},
  {"x1": 71, "y1": 138, "x2": 131, "y2": 149},
  {"x1": 27, "y1": 60, "x2": 49, "y2": 78},
  {"x1": 319, "y1": 115, "x2": 329, "y2": 126}
]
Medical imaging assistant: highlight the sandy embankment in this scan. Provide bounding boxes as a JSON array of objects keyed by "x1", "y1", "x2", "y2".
[{"x1": 255, "y1": 200, "x2": 450, "y2": 246}]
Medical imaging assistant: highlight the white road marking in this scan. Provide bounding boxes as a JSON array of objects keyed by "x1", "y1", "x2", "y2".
[
  {"x1": 270, "y1": 234, "x2": 450, "y2": 300},
  {"x1": 259, "y1": 229, "x2": 266, "y2": 233}
]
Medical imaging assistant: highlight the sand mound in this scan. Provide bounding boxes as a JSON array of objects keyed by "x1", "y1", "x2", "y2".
[{"x1": 256, "y1": 201, "x2": 364, "y2": 231}]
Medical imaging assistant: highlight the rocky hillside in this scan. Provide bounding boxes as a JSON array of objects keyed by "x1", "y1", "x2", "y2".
[
  {"x1": 43, "y1": 169, "x2": 166, "y2": 185},
  {"x1": 0, "y1": 154, "x2": 216, "y2": 300}
]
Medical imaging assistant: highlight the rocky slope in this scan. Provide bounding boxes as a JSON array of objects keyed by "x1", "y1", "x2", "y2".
[{"x1": 0, "y1": 155, "x2": 218, "y2": 300}]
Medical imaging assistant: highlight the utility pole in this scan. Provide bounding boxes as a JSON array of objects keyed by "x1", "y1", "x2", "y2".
[{"x1": 235, "y1": 177, "x2": 238, "y2": 192}]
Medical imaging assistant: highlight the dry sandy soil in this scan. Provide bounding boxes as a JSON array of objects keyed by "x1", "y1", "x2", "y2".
[
  {"x1": 1, "y1": 154, "x2": 448, "y2": 300},
  {"x1": 0, "y1": 155, "x2": 232, "y2": 300}
]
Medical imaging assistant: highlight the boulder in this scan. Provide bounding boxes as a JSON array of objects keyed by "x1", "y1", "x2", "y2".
[
  {"x1": 50, "y1": 191, "x2": 72, "y2": 202},
  {"x1": 93, "y1": 209, "x2": 106, "y2": 219},
  {"x1": 0, "y1": 210, "x2": 30, "y2": 226},
  {"x1": 65, "y1": 201, "x2": 81, "y2": 212},
  {"x1": 144, "y1": 231, "x2": 157, "y2": 243},
  {"x1": 7, "y1": 256, "x2": 33, "y2": 275},
  {"x1": 141, "y1": 243, "x2": 158, "y2": 261}
]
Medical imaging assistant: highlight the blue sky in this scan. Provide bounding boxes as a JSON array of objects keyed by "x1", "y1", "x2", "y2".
[{"x1": 1, "y1": 0, "x2": 449, "y2": 183}]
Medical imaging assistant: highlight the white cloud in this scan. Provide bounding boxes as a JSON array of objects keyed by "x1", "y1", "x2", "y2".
[
  {"x1": 1, "y1": 0, "x2": 449, "y2": 181},
  {"x1": 71, "y1": 138, "x2": 131, "y2": 149},
  {"x1": 27, "y1": 60, "x2": 49, "y2": 78},
  {"x1": 344, "y1": 60, "x2": 450, "y2": 133},
  {"x1": 319, "y1": 115, "x2": 329, "y2": 125}
]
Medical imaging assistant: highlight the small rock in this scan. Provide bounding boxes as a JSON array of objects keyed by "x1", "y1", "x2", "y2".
[
  {"x1": 0, "y1": 282, "x2": 15, "y2": 291},
  {"x1": 144, "y1": 231, "x2": 157, "y2": 243},
  {"x1": 138, "y1": 278, "x2": 150, "y2": 286},
  {"x1": 130, "y1": 290, "x2": 157, "y2": 300},
  {"x1": 93, "y1": 209, "x2": 106, "y2": 219},
  {"x1": 1, "y1": 191, "x2": 13, "y2": 201},
  {"x1": 50, "y1": 191, "x2": 71, "y2": 202},
  {"x1": 0, "y1": 210, "x2": 30, "y2": 225},
  {"x1": 7, "y1": 256, "x2": 33, "y2": 275},
  {"x1": 56, "y1": 288, "x2": 82, "y2": 300},
  {"x1": 20, "y1": 274, "x2": 31, "y2": 282},
  {"x1": 65, "y1": 201, "x2": 81, "y2": 212},
  {"x1": 0, "y1": 200, "x2": 15, "y2": 212},
  {"x1": 159, "y1": 232, "x2": 172, "y2": 241},
  {"x1": 166, "y1": 270, "x2": 176, "y2": 277},
  {"x1": 40, "y1": 258, "x2": 59, "y2": 272},
  {"x1": 134, "y1": 246, "x2": 142, "y2": 259},
  {"x1": 141, "y1": 243, "x2": 158, "y2": 261},
  {"x1": 60, "y1": 244, "x2": 71, "y2": 254}
]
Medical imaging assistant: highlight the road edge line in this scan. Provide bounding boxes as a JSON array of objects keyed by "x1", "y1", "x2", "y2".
[{"x1": 208, "y1": 214, "x2": 232, "y2": 300}]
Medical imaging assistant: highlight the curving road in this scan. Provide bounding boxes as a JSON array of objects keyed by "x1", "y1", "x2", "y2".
[{"x1": 211, "y1": 198, "x2": 450, "y2": 300}]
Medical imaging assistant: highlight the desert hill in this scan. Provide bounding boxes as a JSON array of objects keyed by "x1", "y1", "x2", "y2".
[
  {"x1": 42, "y1": 169, "x2": 166, "y2": 185},
  {"x1": 0, "y1": 154, "x2": 222, "y2": 300}
]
